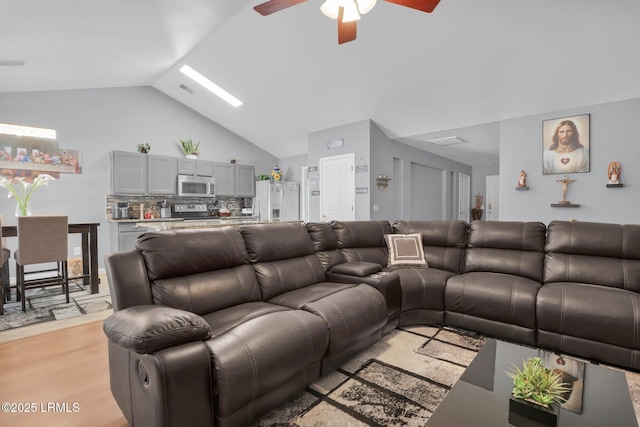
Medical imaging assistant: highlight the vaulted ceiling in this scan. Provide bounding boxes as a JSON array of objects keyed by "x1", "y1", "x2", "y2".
[{"x1": 2, "y1": 0, "x2": 640, "y2": 166}]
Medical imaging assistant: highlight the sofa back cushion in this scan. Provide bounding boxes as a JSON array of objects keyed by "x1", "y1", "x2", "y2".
[
  {"x1": 392, "y1": 220, "x2": 468, "y2": 273},
  {"x1": 240, "y1": 223, "x2": 327, "y2": 300},
  {"x1": 136, "y1": 228, "x2": 261, "y2": 314},
  {"x1": 330, "y1": 220, "x2": 391, "y2": 267},
  {"x1": 305, "y1": 222, "x2": 345, "y2": 271},
  {"x1": 545, "y1": 221, "x2": 640, "y2": 291},
  {"x1": 464, "y1": 221, "x2": 547, "y2": 282}
]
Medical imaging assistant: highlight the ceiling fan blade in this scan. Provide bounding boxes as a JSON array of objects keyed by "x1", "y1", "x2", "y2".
[
  {"x1": 383, "y1": 0, "x2": 441, "y2": 13},
  {"x1": 253, "y1": 0, "x2": 308, "y2": 16},
  {"x1": 337, "y1": 7, "x2": 357, "y2": 44}
]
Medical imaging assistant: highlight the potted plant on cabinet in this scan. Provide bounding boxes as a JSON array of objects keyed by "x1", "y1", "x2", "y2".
[
  {"x1": 136, "y1": 143, "x2": 151, "y2": 154},
  {"x1": 507, "y1": 357, "x2": 570, "y2": 426},
  {"x1": 179, "y1": 137, "x2": 201, "y2": 159}
]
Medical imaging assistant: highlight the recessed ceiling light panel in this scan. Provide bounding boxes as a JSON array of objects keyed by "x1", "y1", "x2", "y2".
[
  {"x1": 426, "y1": 136, "x2": 466, "y2": 146},
  {"x1": 179, "y1": 65, "x2": 243, "y2": 108}
]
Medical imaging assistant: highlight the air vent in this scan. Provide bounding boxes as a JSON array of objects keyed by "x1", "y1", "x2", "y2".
[
  {"x1": 179, "y1": 84, "x2": 194, "y2": 94},
  {"x1": 0, "y1": 60, "x2": 25, "y2": 66},
  {"x1": 427, "y1": 136, "x2": 466, "y2": 146}
]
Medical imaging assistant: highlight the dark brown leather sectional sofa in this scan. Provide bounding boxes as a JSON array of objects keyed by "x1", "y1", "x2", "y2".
[{"x1": 103, "y1": 219, "x2": 640, "y2": 427}]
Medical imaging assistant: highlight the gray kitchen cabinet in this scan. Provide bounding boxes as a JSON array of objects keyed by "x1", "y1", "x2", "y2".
[
  {"x1": 177, "y1": 158, "x2": 196, "y2": 175},
  {"x1": 148, "y1": 154, "x2": 178, "y2": 195},
  {"x1": 235, "y1": 164, "x2": 256, "y2": 197},
  {"x1": 214, "y1": 162, "x2": 235, "y2": 196},
  {"x1": 196, "y1": 160, "x2": 215, "y2": 177},
  {"x1": 177, "y1": 158, "x2": 214, "y2": 177},
  {"x1": 110, "y1": 223, "x2": 148, "y2": 252},
  {"x1": 214, "y1": 163, "x2": 255, "y2": 197},
  {"x1": 109, "y1": 151, "x2": 146, "y2": 195},
  {"x1": 109, "y1": 151, "x2": 177, "y2": 195}
]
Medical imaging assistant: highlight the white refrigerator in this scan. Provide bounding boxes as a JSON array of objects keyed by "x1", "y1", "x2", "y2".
[{"x1": 256, "y1": 181, "x2": 300, "y2": 222}]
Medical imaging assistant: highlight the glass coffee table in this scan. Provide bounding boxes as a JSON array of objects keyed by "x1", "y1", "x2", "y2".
[{"x1": 428, "y1": 339, "x2": 638, "y2": 426}]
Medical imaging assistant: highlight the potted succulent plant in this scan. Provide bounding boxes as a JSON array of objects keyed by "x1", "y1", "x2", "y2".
[
  {"x1": 507, "y1": 357, "x2": 570, "y2": 426},
  {"x1": 179, "y1": 136, "x2": 201, "y2": 159},
  {"x1": 136, "y1": 143, "x2": 151, "y2": 154}
]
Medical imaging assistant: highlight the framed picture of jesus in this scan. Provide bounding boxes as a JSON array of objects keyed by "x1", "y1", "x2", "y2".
[{"x1": 542, "y1": 114, "x2": 590, "y2": 175}]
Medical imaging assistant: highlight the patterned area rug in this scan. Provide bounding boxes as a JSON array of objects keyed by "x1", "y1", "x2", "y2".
[
  {"x1": 0, "y1": 280, "x2": 112, "y2": 331},
  {"x1": 252, "y1": 326, "x2": 640, "y2": 426}
]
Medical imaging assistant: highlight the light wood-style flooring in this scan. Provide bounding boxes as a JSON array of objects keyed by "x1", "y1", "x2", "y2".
[{"x1": 0, "y1": 320, "x2": 129, "y2": 427}]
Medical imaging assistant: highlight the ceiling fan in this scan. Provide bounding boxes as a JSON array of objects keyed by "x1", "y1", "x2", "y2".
[{"x1": 253, "y1": 0, "x2": 441, "y2": 44}]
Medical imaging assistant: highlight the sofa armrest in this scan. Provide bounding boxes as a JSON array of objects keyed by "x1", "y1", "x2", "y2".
[
  {"x1": 330, "y1": 261, "x2": 382, "y2": 277},
  {"x1": 103, "y1": 305, "x2": 212, "y2": 354}
]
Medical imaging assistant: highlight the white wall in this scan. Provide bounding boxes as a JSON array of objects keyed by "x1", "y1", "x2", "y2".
[
  {"x1": 278, "y1": 153, "x2": 307, "y2": 183},
  {"x1": 500, "y1": 97, "x2": 640, "y2": 224},
  {"x1": 307, "y1": 120, "x2": 371, "y2": 222},
  {"x1": 0, "y1": 86, "x2": 278, "y2": 269}
]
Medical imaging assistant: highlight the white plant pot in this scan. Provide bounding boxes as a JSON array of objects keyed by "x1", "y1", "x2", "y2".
[{"x1": 185, "y1": 154, "x2": 198, "y2": 160}]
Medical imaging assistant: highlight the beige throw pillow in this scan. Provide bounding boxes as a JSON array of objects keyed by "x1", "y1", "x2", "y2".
[{"x1": 384, "y1": 233, "x2": 428, "y2": 268}]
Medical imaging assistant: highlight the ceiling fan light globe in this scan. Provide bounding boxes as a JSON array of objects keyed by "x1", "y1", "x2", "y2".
[
  {"x1": 341, "y1": 1, "x2": 361, "y2": 22},
  {"x1": 320, "y1": 0, "x2": 340, "y2": 19},
  {"x1": 356, "y1": 0, "x2": 377, "y2": 14}
]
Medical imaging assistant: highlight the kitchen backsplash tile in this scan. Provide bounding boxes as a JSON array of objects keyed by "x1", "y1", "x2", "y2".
[{"x1": 106, "y1": 195, "x2": 245, "y2": 221}]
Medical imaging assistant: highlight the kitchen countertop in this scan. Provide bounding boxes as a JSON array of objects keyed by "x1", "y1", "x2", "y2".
[
  {"x1": 138, "y1": 218, "x2": 299, "y2": 231},
  {"x1": 108, "y1": 217, "x2": 183, "y2": 223}
]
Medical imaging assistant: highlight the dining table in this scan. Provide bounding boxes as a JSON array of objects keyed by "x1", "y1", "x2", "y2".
[{"x1": 1, "y1": 222, "x2": 100, "y2": 294}]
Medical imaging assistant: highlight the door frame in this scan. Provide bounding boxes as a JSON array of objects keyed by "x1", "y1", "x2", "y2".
[{"x1": 458, "y1": 173, "x2": 470, "y2": 222}]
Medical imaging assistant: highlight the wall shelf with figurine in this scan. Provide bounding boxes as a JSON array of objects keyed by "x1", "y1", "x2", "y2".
[
  {"x1": 606, "y1": 161, "x2": 622, "y2": 188},
  {"x1": 552, "y1": 175, "x2": 579, "y2": 208},
  {"x1": 516, "y1": 170, "x2": 529, "y2": 191}
]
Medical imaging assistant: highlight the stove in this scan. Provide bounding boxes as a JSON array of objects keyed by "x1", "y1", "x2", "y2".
[{"x1": 171, "y1": 204, "x2": 211, "y2": 219}]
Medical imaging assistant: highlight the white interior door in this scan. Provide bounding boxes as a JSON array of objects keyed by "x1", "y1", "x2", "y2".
[
  {"x1": 486, "y1": 175, "x2": 500, "y2": 220},
  {"x1": 319, "y1": 153, "x2": 355, "y2": 221},
  {"x1": 458, "y1": 173, "x2": 470, "y2": 222}
]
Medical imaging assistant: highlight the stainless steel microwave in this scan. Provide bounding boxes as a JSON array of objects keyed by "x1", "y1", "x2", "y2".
[{"x1": 177, "y1": 175, "x2": 215, "y2": 197}]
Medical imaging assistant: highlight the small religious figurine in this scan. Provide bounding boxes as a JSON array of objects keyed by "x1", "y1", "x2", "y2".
[
  {"x1": 608, "y1": 161, "x2": 621, "y2": 184},
  {"x1": 556, "y1": 175, "x2": 575, "y2": 204},
  {"x1": 517, "y1": 170, "x2": 527, "y2": 188}
]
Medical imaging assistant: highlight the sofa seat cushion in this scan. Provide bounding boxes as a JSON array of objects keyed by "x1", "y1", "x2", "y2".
[
  {"x1": 537, "y1": 283, "x2": 640, "y2": 350},
  {"x1": 267, "y1": 282, "x2": 357, "y2": 309},
  {"x1": 302, "y1": 284, "x2": 388, "y2": 373},
  {"x1": 327, "y1": 271, "x2": 402, "y2": 321},
  {"x1": 201, "y1": 301, "x2": 292, "y2": 338},
  {"x1": 445, "y1": 272, "x2": 541, "y2": 344},
  {"x1": 385, "y1": 266, "x2": 454, "y2": 314},
  {"x1": 206, "y1": 309, "x2": 328, "y2": 424}
]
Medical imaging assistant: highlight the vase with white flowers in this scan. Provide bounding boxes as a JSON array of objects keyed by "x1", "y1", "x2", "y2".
[{"x1": 0, "y1": 173, "x2": 56, "y2": 216}]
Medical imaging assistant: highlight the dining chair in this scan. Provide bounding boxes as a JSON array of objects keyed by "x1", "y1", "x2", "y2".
[
  {"x1": 0, "y1": 215, "x2": 10, "y2": 315},
  {"x1": 14, "y1": 215, "x2": 69, "y2": 312}
]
